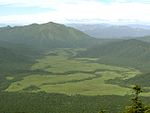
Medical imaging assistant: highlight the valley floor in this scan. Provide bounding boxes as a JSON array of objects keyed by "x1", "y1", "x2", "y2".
[{"x1": 5, "y1": 48, "x2": 150, "y2": 96}]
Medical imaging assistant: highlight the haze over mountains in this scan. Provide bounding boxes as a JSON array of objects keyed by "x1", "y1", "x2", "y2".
[
  {"x1": 68, "y1": 24, "x2": 150, "y2": 39},
  {"x1": 0, "y1": 24, "x2": 7, "y2": 27},
  {"x1": 2, "y1": 23, "x2": 150, "y2": 39}
]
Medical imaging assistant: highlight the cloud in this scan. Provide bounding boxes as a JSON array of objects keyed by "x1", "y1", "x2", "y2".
[
  {"x1": 112, "y1": 0, "x2": 150, "y2": 3},
  {"x1": 0, "y1": 0, "x2": 150, "y2": 8},
  {"x1": 0, "y1": 0, "x2": 150, "y2": 24},
  {"x1": 0, "y1": 0, "x2": 98, "y2": 8}
]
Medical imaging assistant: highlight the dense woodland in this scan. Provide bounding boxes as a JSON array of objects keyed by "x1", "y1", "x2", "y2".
[{"x1": 0, "y1": 86, "x2": 149, "y2": 113}]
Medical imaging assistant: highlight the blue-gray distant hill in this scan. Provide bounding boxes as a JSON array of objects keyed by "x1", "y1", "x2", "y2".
[
  {"x1": 68, "y1": 24, "x2": 150, "y2": 39},
  {"x1": 138, "y1": 36, "x2": 150, "y2": 43}
]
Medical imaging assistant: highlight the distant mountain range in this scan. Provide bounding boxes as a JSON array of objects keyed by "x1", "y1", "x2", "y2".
[
  {"x1": 0, "y1": 24, "x2": 7, "y2": 27},
  {"x1": 1, "y1": 22, "x2": 150, "y2": 73},
  {"x1": 68, "y1": 24, "x2": 150, "y2": 39},
  {"x1": 138, "y1": 36, "x2": 150, "y2": 43}
]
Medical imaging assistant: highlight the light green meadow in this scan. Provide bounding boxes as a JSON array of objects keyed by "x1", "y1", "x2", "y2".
[{"x1": 6, "y1": 48, "x2": 147, "y2": 96}]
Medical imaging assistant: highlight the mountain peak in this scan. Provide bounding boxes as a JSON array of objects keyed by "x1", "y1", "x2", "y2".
[{"x1": 0, "y1": 22, "x2": 98, "y2": 50}]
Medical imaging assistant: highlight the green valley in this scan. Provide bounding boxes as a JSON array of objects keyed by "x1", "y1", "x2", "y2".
[
  {"x1": 0, "y1": 22, "x2": 150, "y2": 113},
  {"x1": 5, "y1": 48, "x2": 142, "y2": 96}
]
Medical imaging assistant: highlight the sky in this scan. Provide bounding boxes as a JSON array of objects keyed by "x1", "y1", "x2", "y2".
[{"x1": 0, "y1": 0, "x2": 150, "y2": 25}]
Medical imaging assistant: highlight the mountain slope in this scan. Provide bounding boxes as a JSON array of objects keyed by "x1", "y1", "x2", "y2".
[
  {"x1": 0, "y1": 41, "x2": 40, "y2": 73},
  {"x1": 77, "y1": 39, "x2": 150, "y2": 72},
  {"x1": 0, "y1": 22, "x2": 99, "y2": 50}
]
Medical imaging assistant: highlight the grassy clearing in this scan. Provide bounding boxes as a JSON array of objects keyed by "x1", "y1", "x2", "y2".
[
  {"x1": 6, "y1": 73, "x2": 95, "y2": 92},
  {"x1": 6, "y1": 76, "x2": 14, "y2": 80},
  {"x1": 31, "y1": 49, "x2": 133, "y2": 73},
  {"x1": 6, "y1": 48, "x2": 147, "y2": 96},
  {"x1": 39, "y1": 71, "x2": 131, "y2": 96}
]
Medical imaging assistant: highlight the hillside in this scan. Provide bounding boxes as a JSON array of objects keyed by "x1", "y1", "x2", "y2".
[
  {"x1": 0, "y1": 41, "x2": 40, "y2": 74},
  {"x1": 0, "y1": 22, "x2": 99, "y2": 50},
  {"x1": 77, "y1": 39, "x2": 150, "y2": 72},
  {"x1": 0, "y1": 46, "x2": 20, "y2": 62},
  {"x1": 0, "y1": 42, "x2": 41, "y2": 90},
  {"x1": 68, "y1": 24, "x2": 150, "y2": 39}
]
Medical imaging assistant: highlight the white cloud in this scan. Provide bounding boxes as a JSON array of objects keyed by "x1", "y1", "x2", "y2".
[
  {"x1": 0, "y1": 0, "x2": 150, "y2": 24},
  {"x1": 0, "y1": 0, "x2": 97, "y2": 7}
]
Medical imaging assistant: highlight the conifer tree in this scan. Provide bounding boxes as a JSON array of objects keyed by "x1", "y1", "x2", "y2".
[{"x1": 123, "y1": 85, "x2": 150, "y2": 113}]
